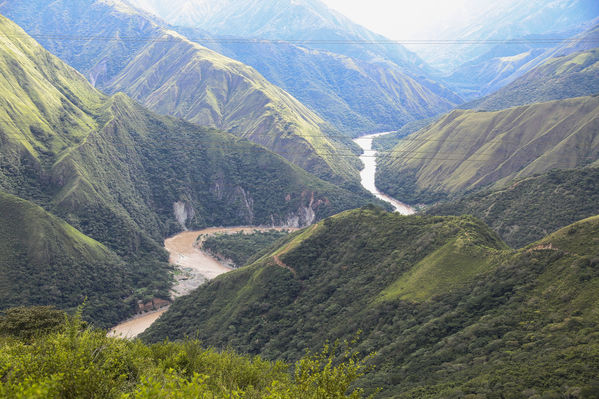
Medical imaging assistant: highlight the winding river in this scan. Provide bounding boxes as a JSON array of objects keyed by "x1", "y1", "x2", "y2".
[
  {"x1": 110, "y1": 133, "x2": 410, "y2": 337},
  {"x1": 109, "y1": 227, "x2": 295, "y2": 338},
  {"x1": 354, "y1": 132, "x2": 415, "y2": 215}
]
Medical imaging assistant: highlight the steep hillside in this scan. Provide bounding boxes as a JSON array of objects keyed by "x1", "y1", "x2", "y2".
[
  {"x1": 427, "y1": 168, "x2": 599, "y2": 248},
  {"x1": 466, "y1": 47, "x2": 599, "y2": 111},
  {"x1": 0, "y1": 191, "x2": 132, "y2": 327},
  {"x1": 0, "y1": 0, "x2": 360, "y2": 183},
  {"x1": 377, "y1": 95, "x2": 599, "y2": 203},
  {"x1": 143, "y1": 207, "x2": 599, "y2": 397},
  {"x1": 179, "y1": 31, "x2": 460, "y2": 135},
  {"x1": 0, "y1": 14, "x2": 375, "y2": 325}
]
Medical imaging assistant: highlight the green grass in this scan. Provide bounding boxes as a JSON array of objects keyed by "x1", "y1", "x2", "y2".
[{"x1": 377, "y1": 95, "x2": 599, "y2": 203}]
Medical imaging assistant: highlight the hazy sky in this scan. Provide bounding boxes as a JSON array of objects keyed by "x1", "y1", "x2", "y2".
[{"x1": 321, "y1": 0, "x2": 480, "y2": 39}]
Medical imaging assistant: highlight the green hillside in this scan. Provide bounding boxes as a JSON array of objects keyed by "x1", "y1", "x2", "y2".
[
  {"x1": 0, "y1": 309, "x2": 371, "y2": 398},
  {"x1": 143, "y1": 207, "x2": 599, "y2": 397},
  {"x1": 0, "y1": 191, "x2": 132, "y2": 326},
  {"x1": 0, "y1": 1, "x2": 361, "y2": 183},
  {"x1": 427, "y1": 168, "x2": 599, "y2": 248},
  {"x1": 467, "y1": 48, "x2": 599, "y2": 111},
  {"x1": 0, "y1": 13, "x2": 375, "y2": 326},
  {"x1": 377, "y1": 95, "x2": 599, "y2": 203},
  {"x1": 179, "y1": 29, "x2": 460, "y2": 135}
]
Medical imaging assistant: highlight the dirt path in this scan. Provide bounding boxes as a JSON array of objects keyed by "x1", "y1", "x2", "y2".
[{"x1": 109, "y1": 226, "x2": 296, "y2": 338}]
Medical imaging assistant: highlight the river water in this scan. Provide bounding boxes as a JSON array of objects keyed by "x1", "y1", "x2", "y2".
[
  {"x1": 353, "y1": 132, "x2": 415, "y2": 215},
  {"x1": 109, "y1": 227, "x2": 295, "y2": 338}
]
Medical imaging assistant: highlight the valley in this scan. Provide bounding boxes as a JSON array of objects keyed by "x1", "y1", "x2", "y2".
[
  {"x1": 354, "y1": 132, "x2": 415, "y2": 215},
  {"x1": 1, "y1": 1, "x2": 599, "y2": 397},
  {"x1": 110, "y1": 226, "x2": 297, "y2": 338}
]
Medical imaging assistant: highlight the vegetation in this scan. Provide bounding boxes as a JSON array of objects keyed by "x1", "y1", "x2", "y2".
[
  {"x1": 467, "y1": 47, "x2": 599, "y2": 111},
  {"x1": 143, "y1": 208, "x2": 599, "y2": 397},
  {"x1": 372, "y1": 117, "x2": 438, "y2": 152},
  {"x1": 427, "y1": 167, "x2": 599, "y2": 248},
  {"x1": 201, "y1": 230, "x2": 290, "y2": 268},
  {"x1": 0, "y1": 0, "x2": 363, "y2": 183},
  {"x1": 0, "y1": 308, "x2": 374, "y2": 398},
  {"x1": 0, "y1": 14, "x2": 377, "y2": 326},
  {"x1": 0, "y1": 191, "x2": 137, "y2": 327},
  {"x1": 377, "y1": 95, "x2": 599, "y2": 203}
]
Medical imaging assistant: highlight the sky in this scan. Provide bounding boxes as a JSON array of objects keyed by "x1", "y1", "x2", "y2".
[{"x1": 321, "y1": 0, "x2": 482, "y2": 40}]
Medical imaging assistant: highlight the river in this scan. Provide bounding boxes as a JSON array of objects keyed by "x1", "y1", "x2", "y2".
[
  {"x1": 353, "y1": 132, "x2": 415, "y2": 215},
  {"x1": 109, "y1": 226, "x2": 296, "y2": 338}
]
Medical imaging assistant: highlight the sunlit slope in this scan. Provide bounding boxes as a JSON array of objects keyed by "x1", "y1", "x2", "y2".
[
  {"x1": 142, "y1": 207, "x2": 599, "y2": 397},
  {"x1": 428, "y1": 168, "x2": 599, "y2": 248},
  {"x1": 105, "y1": 30, "x2": 358, "y2": 182},
  {"x1": 0, "y1": 1, "x2": 360, "y2": 183},
  {"x1": 377, "y1": 95, "x2": 599, "y2": 203},
  {"x1": 0, "y1": 191, "x2": 131, "y2": 326},
  {"x1": 467, "y1": 47, "x2": 599, "y2": 111}
]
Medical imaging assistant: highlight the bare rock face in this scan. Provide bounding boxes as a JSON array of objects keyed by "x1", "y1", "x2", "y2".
[{"x1": 173, "y1": 201, "x2": 196, "y2": 230}]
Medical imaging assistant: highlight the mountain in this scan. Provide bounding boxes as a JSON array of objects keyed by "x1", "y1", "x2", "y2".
[
  {"x1": 465, "y1": 47, "x2": 599, "y2": 111},
  {"x1": 0, "y1": 191, "x2": 131, "y2": 327},
  {"x1": 0, "y1": 0, "x2": 360, "y2": 183},
  {"x1": 0, "y1": 13, "x2": 375, "y2": 325},
  {"x1": 377, "y1": 95, "x2": 599, "y2": 204},
  {"x1": 448, "y1": 22, "x2": 599, "y2": 101},
  {"x1": 126, "y1": 0, "x2": 428, "y2": 72},
  {"x1": 142, "y1": 207, "x2": 599, "y2": 397},
  {"x1": 176, "y1": 27, "x2": 461, "y2": 135},
  {"x1": 412, "y1": 0, "x2": 599, "y2": 73},
  {"x1": 427, "y1": 168, "x2": 599, "y2": 248}
]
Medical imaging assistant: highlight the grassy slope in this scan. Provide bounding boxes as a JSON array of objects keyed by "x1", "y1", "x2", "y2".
[
  {"x1": 0, "y1": 1, "x2": 361, "y2": 183},
  {"x1": 427, "y1": 168, "x2": 599, "y2": 248},
  {"x1": 467, "y1": 47, "x2": 599, "y2": 111},
  {"x1": 377, "y1": 95, "x2": 599, "y2": 203},
  {"x1": 143, "y1": 207, "x2": 599, "y2": 397},
  {"x1": 0, "y1": 14, "x2": 376, "y2": 325},
  {"x1": 0, "y1": 191, "x2": 131, "y2": 326}
]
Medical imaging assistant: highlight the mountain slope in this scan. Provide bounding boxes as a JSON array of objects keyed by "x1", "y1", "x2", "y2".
[
  {"x1": 142, "y1": 207, "x2": 599, "y2": 397},
  {"x1": 0, "y1": 191, "x2": 131, "y2": 326},
  {"x1": 427, "y1": 168, "x2": 599, "y2": 248},
  {"x1": 413, "y1": 0, "x2": 599, "y2": 73},
  {"x1": 377, "y1": 95, "x2": 599, "y2": 203},
  {"x1": 466, "y1": 47, "x2": 599, "y2": 111},
  {"x1": 446, "y1": 20, "x2": 599, "y2": 100},
  {"x1": 176, "y1": 29, "x2": 460, "y2": 135},
  {"x1": 0, "y1": 0, "x2": 360, "y2": 183},
  {"x1": 0, "y1": 13, "x2": 375, "y2": 325}
]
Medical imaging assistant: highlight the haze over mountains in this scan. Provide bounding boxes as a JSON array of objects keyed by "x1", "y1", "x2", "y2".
[{"x1": 1, "y1": 0, "x2": 599, "y2": 397}]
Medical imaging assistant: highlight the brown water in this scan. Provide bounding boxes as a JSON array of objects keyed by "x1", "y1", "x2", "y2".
[
  {"x1": 353, "y1": 132, "x2": 415, "y2": 215},
  {"x1": 109, "y1": 226, "x2": 296, "y2": 338}
]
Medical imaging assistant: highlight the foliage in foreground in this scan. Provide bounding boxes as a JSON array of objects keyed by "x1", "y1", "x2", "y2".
[{"x1": 0, "y1": 309, "x2": 373, "y2": 398}]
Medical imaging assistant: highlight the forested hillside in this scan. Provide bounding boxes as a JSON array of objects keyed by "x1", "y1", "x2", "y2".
[{"x1": 143, "y1": 207, "x2": 599, "y2": 397}]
